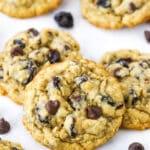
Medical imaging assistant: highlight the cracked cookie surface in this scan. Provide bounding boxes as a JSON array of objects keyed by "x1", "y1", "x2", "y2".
[
  {"x1": 81, "y1": 0, "x2": 150, "y2": 29},
  {"x1": 101, "y1": 50, "x2": 150, "y2": 129},
  {"x1": 0, "y1": 28, "x2": 81, "y2": 104},
  {"x1": 23, "y1": 59, "x2": 124, "y2": 150},
  {"x1": 0, "y1": 0, "x2": 61, "y2": 18},
  {"x1": 0, "y1": 139, "x2": 24, "y2": 150}
]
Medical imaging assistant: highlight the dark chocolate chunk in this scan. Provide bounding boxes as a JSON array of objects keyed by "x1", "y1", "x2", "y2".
[
  {"x1": 13, "y1": 39, "x2": 25, "y2": 49},
  {"x1": 52, "y1": 77, "x2": 60, "y2": 88},
  {"x1": 96, "y1": 0, "x2": 111, "y2": 8},
  {"x1": 144, "y1": 30, "x2": 150, "y2": 43},
  {"x1": 45, "y1": 100, "x2": 60, "y2": 115},
  {"x1": 27, "y1": 28, "x2": 39, "y2": 37},
  {"x1": 129, "y1": 142, "x2": 144, "y2": 150},
  {"x1": 0, "y1": 118, "x2": 10, "y2": 134},
  {"x1": 48, "y1": 50, "x2": 61, "y2": 64},
  {"x1": 35, "y1": 108, "x2": 49, "y2": 124},
  {"x1": 129, "y1": 2, "x2": 137, "y2": 11},
  {"x1": 54, "y1": 11, "x2": 74, "y2": 28},
  {"x1": 11, "y1": 47, "x2": 24, "y2": 57},
  {"x1": 116, "y1": 58, "x2": 132, "y2": 67},
  {"x1": 86, "y1": 105, "x2": 102, "y2": 119}
]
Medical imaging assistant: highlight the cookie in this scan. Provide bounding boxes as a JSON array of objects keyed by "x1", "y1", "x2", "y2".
[
  {"x1": 23, "y1": 59, "x2": 124, "y2": 150},
  {"x1": 81, "y1": 0, "x2": 150, "y2": 29},
  {"x1": 0, "y1": 0, "x2": 61, "y2": 18},
  {"x1": 0, "y1": 139, "x2": 24, "y2": 150},
  {"x1": 0, "y1": 28, "x2": 81, "y2": 104},
  {"x1": 101, "y1": 50, "x2": 150, "y2": 130}
]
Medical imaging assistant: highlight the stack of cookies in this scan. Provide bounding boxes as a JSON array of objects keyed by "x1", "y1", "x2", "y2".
[{"x1": 0, "y1": 28, "x2": 149, "y2": 150}]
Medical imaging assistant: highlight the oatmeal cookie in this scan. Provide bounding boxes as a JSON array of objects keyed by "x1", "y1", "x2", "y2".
[
  {"x1": 23, "y1": 59, "x2": 124, "y2": 150},
  {"x1": 81, "y1": 0, "x2": 150, "y2": 29},
  {"x1": 0, "y1": 28, "x2": 81, "y2": 104},
  {"x1": 101, "y1": 50, "x2": 150, "y2": 129}
]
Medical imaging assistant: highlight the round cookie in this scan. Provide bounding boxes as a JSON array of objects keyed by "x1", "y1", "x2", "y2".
[
  {"x1": 23, "y1": 59, "x2": 125, "y2": 150},
  {"x1": 81, "y1": 0, "x2": 150, "y2": 29},
  {"x1": 0, "y1": 139, "x2": 24, "y2": 150},
  {"x1": 0, "y1": 0, "x2": 61, "y2": 18},
  {"x1": 0, "y1": 28, "x2": 81, "y2": 104},
  {"x1": 101, "y1": 50, "x2": 150, "y2": 130}
]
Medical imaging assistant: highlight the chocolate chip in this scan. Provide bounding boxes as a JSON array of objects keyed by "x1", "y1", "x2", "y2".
[
  {"x1": 76, "y1": 75, "x2": 88, "y2": 85},
  {"x1": 116, "y1": 103, "x2": 124, "y2": 109},
  {"x1": 69, "y1": 95, "x2": 82, "y2": 102},
  {"x1": 144, "y1": 31, "x2": 150, "y2": 43},
  {"x1": 101, "y1": 95, "x2": 116, "y2": 106},
  {"x1": 48, "y1": 50, "x2": 61, "y2": 64},
  {"x1": 86, "y1": 106, "x2": 102, "y2": 119},
  {"x1": 129, "y1": 142, "x2": 144, "y2": 150},
  {"x1": 22, "y1": 60, "x2": 37, "y2": 85},
  {"x1": 54, "y1": 11, "x2": 74, "y2": 28},
  {"x1": 80, "y1": 76, "x2": 88, "y2": 83},
  {"x1": 139, "y1": 59, "x2": 150, "y2": 68},
  {"x1": 129, "y1": 2, "x2": 137, "y2": 11},
  {"x1": 126, "y1": 89, "x2": 139, "y2": 105},
  {"x1": 64, "y1": 45, "x2": 70, "y2": 51},
  {"x1": 0, "y1": 118, "x2": 10, "y2": 134},
  {"x1": 113, "y1": 68, "x2": 122, "y2": 79},
  {"x1": 52, "y1": 77, "x2": 60, "y2": 88},
  {"x1": 35, "y1": 108, "x2": 49, "y2": 124},
  {"x1": 45, "y1": 100, "x2": 60, "y2": 115},
  {"x1": 11, "y1": 147, "x2": 18, "y2": 150},
  {"x1": 116, "y1": 58, "x2": 131, "y2": 67},
  {"x1": 0, "y1": 67, "x2": 3, "y2": 79},
  {"x1": 27, "y1": 28, "x2": 39, "y2": 37},
  {"x1": 11, "y1": 47, "x2": 24, "y2": 57},
  {"x1": 96, "y1": 0, "x2": 111, "y2": 8},
  {"x1": 70, "y1": 123, "x2": 76, "y2": 137},
  {"x1": 13, "y1": 39, "x2": 25, "y2": 49}
]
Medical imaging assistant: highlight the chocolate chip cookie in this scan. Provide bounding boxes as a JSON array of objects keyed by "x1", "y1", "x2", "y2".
[
  {"x1": 23, "y1": 59, "x2": 124, "y2": 150},
  {"x1": 0, "y1": 139, "x2": 23, "y2": 150},
  {"x1": 0, "y1": 28, "x2": 81, "y2": 104},
  {"x1": 0, "y1": 0, "x2": 61, "y2": 18},
  {"x1": 101, "y1": 50, "x2": 150, "y2": 129},
  {"x1": 81, "y1": 0, "x2": 150, "y2": 29}
]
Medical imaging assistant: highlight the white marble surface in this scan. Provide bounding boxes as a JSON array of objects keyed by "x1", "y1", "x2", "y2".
[{"x1": 0, "y1": 0, "x2": 149, "y2": 149}]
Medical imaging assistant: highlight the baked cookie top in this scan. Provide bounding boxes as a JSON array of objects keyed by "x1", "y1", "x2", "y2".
[
  {"x1": 0, "y1": 0, "x2": 61, "y2": 18},
  {"x1": 23, "y1": 59, "x2": 124, "y2": 150},
  {"x1": 0, "y1": 28, "x2": 81, "y2": 104},
  {"x1": 0, "y1": 139, "x2": 23, "y2": 150},
  {"x1": 101, "y1": 50, "x2": 150, "y2": 129},
  {"x1": 81, "y1": 0, "x2": 150, "y2": 29}
]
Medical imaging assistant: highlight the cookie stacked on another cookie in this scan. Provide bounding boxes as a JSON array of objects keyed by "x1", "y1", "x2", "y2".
[
  {"x1": 0, "y1": 0, "x2": 61, "y2": 18},
  {"x1": 101, "y1": 50, "x2": 150, "y2": 130},
  {"x1": 0, "y1": 28, "x2": 81, "y2": 104},
  {"x1": 81, "y1": 0, "x2": 150, "y2": 29},
  {"x1": 23, "y1": 59, "x2": 125, "y2": 150},
  {"x1": 0, "y1": 139, "x2": 24, "y2": 150}
]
